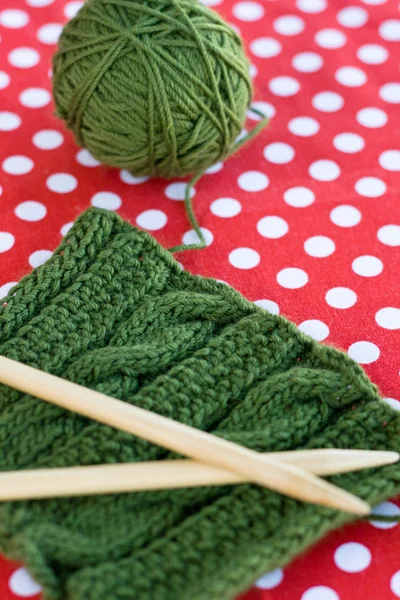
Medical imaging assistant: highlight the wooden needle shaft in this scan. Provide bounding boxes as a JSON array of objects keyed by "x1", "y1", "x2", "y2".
[
  {"x1": 0, "y1": 450, "x2": 397, "y2": 501},
  {"x1": 0, "y1": 356, "x2": 371, "y2": 514}
]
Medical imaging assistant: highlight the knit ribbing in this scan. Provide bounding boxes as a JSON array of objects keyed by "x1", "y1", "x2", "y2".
[{"x1": 0, "y1": 208, "x2": 399, "y2": 600}]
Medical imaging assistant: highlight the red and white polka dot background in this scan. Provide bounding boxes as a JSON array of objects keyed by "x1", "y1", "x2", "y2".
[{"x1": 0, "y1": 0, "x2": 399, "y2": 598}]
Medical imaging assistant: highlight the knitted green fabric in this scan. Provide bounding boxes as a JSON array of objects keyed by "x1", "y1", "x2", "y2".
[
  {"x1": 52, "y1": 0, "x2": 252, "y2": 178},
  {"x1": 1, "y1": 207, "x2": 400, "y2": 600}
]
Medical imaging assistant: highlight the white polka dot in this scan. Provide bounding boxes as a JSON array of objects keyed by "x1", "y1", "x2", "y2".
[
  {"x1": 334, "y1": 542, "x2": 372, "y2": 573},
  {"x1": 309, "y1": 160, "x2": 340, "y2": 181},
  {"x1": 352, "y1": 255, "x2": 383, "y2": 277},
  {"x1": 236, "y1": 131, "x2": 247, "y2": 148},
  {"x1": 379, "y1": 19, "x2": 400, "y2": 42},
  {"x1": 165, "y1": 182, "x2": 195, "y2": 201},
  {"x1": 0, "y1": 111, "x2": 21, "y2": 131},
  {"x1": 200, "y1": 0, "x2": 222, "y2": 5},
  {"x1": 0, "y1": 71, "x2": 11, "y2": 89},
  {"x1": 91, "y1": 191, "x2": 121, "y2": 210},
  {"x1": 210, "y1": 198, "x2": 241, "y2": 218},
  {"x1": 288, "y1": 117, "x2": 319, "y2": 137},
  {"x1": 8, "y1": 568, "x2": 42, "y2": 597},
  {"x1": 19, "y1": 87, "x2": 51, "y2": 108},
  {"x1": 304, "y1": 235, "x2": 335, "y2": 257},
  {"x1": 15, "y1": 201, "x2": 47, "y2": 222},
  {"x1": 337, "y1": 6, "x2": 369, "y2": 28},
  {"x1": 136, "y1": 209, "x2": 167, "y2": 231},
  {"x1": 64, "y1": 1, "x2": 84, "y2": 18},
  {"x1": 296, "y1": 0, "x2": 327, "y2": 13},
  {"x1": 0, "y1": 232, "x2": 15, "y2": 253},
  {"x1": 335, "y1": 66, "x2": 367, "y2": 87},
  {"x1": 391, "y1": 571, "x2": 400, "y2": 598},
  {"x1": 229, "y1": 23, "x2": 241, "y2": 35},
  {"x1": 361, "y1": 0, "x2": 386, "y2": 3},
  {"x1": 379, "y1": 150, "x2": 400, "y2": 171},
  {"x1": 182, "y1": 228, "x2": 213, "y2": 247},
  {"x1": 277, "y1": 268, "x2": 308, "y2": 289},
  {"x1": 76, "y1": 149, "x2": 100, "y2": 167},
  {"x1": 26, "y1": 0, "x2": 55, "y2": 6},
  {"x1": 330, "y1": 205, "x2": 361, "y2": 227},
  {"x1": 250, "y1": 37, "x2": 281, "y2": 58},
  {"x1": 284, "y1": 187, "x2": 315, "y2": 208},
  {"x1": 257, "y1": 216, "x2": 289, "y2": 239},
  {"x1": 315, "y1": 28, "x2": 347, "y2": 49},
  {"x1": 120, "y1": 170, "x2": 149, "y2": 184},
  {"x1": 61, "y1": 222, "x2": 73, "y2": 236},
  {"x1": 0, "y1": 282, "x2": 17, "y2": 299},
  {"x1": 299, "y1": 319, "x2": 329, "y2": 341},
  {"x1": 292, "y1": 52, "x2": 323, "y2": 73},
  {"x1": 254, "y1": 299, "x2": 279, "y2": 314},
  {"x1": 0, "y1": 9, "x2": 29, "y2": 28},
  {"x1": 312, "y1": 91, "x2": 344, "y2": 112},
  {"x1": 255, "y1": 568, "x2": 284, "y2": 589},
  {"x1": 326, "y1": 287, "x2": 357, "y2": 309},
  {"x1": 378, "y1": 224, "x2": 400, "y2": 246},
  {"x1": 269, "y1": 76, "x2": 300, "y2": 97},
  {"x1": 249, "y1": 64, "x2": 258, "y2": 78},
  {"x1": 273, "y1": 15, "x2": 305, "y2": 36},
  {"x1": 355, "y1": 177, "x2": 386, "y2": 197},
  {"x1": 37, "y1": 23, "x2": 62, "y2": 44},
  {"x1": 383, "y1": 397, "x2": 400, "y2": 411},
  {"x1": 380, "y1": 83, "x2": 400, "y2": 104},
  {"x1": 2, "y1": 155, "x2": 33, "y2": 175},
  {"x1": 238, "y1": 171, "x2": 269, "y2": 192},
  {"x1": 333, "y1": 133, "x2": 365, "y2": 153},
  {"x1": 370, "y1": 502, "x2": 400, "y2": 529},
  {"x1": 357, "y1": 44, "x2": 388, "y2": 65},
  {"x1": 251, "y1": 63, "x2": 259, "y2": 78},
  {"x1": 29, "y1": 250, "x2": 52, "y2": 268},
  {"x1": 357, "y1": 107, "x2": 388, "y2": 128},
  {"x1": 264, "y1": 142, "x2": 295, "y2": 164},
  {"x1": 232, "y1": 2, "x2": 264, "y2": 22},
  {"x1": 301, "y1": 586, "x2": 339, "y2": 600},
  {"x1": 348, "y1": 341, "x2": 380, "y2": 364},
  {"x1": 8, "y1": 47, "x2": 40, "y2": 69},
  {"x1": 234, "y1": 118, "x2": 250, "y2": 141},
  {"x1": 375, "y1": 307, "x2": 400, "y2": 330},
  {"x1": 33, "y1": 130, "x2": 64, "y2": 150},
  {"x1": 248, "y1": 102, "x2": 276, "y2": 120},
  {"x1": 205, "y1": 162, "x2": 223, "y2": 174},
  {"x1": 229, "y1": 247, "x2": 260, "y2": 269},
  {"x1": 47, "y1": 173, "x2": 77, "y2": 194}
]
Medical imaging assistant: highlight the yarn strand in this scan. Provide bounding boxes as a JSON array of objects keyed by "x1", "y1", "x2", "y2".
[
  {"x1": 363, "y1": 514, "x2": 400, "y2": 524},
  {"x1": 169, "y1": 110, "x2": 269, "y2": 253}
]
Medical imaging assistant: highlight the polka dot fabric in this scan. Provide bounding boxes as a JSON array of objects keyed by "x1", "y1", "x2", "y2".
[{"x1": 0, "y1": 0, "x2": 399, "y2": 599}]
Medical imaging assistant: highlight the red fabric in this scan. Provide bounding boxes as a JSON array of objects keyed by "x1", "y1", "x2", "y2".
[{"x1": 0, "y1": 0, "x2": 399, "y2": 598}]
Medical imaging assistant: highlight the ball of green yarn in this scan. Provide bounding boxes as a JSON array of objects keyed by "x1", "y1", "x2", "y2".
[{"x1": 52, "y1": 0, "x2": 252, "y2": 178}]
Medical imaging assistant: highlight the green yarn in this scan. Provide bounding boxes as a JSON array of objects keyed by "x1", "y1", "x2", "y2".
[
  {"x1": 52, "y1": 0, "x2": 269, "y2": 252},
  {"x1": 1, "y1": 207, "x2": 400, "y2": 600},
  {"x1": 52, "y1": 0, "x2": 255, "y2": 178},
  {"x1": 169, "y1": 108, "x2": 269, "y2": 253}
]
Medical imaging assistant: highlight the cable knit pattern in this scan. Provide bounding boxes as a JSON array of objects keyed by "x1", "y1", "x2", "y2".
[{"x1": 0, "y1": 207, "x2": 399, "y2": 600}]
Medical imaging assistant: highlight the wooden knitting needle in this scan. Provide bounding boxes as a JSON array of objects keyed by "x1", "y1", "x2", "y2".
[
  {"x1": 0, "y1": 356, "x2": 370, "y2": 514},
  {"x1": 0, "y1": 450, "x2": 397, "y2": 501}
]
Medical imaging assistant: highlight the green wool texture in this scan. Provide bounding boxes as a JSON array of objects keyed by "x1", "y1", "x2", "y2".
[
  {"x1": 1, "y1": 208, "x2": 400, "y2": 600},
  {"x1": 52, "y1": 0, "x2": 252, "y2": 178}
]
